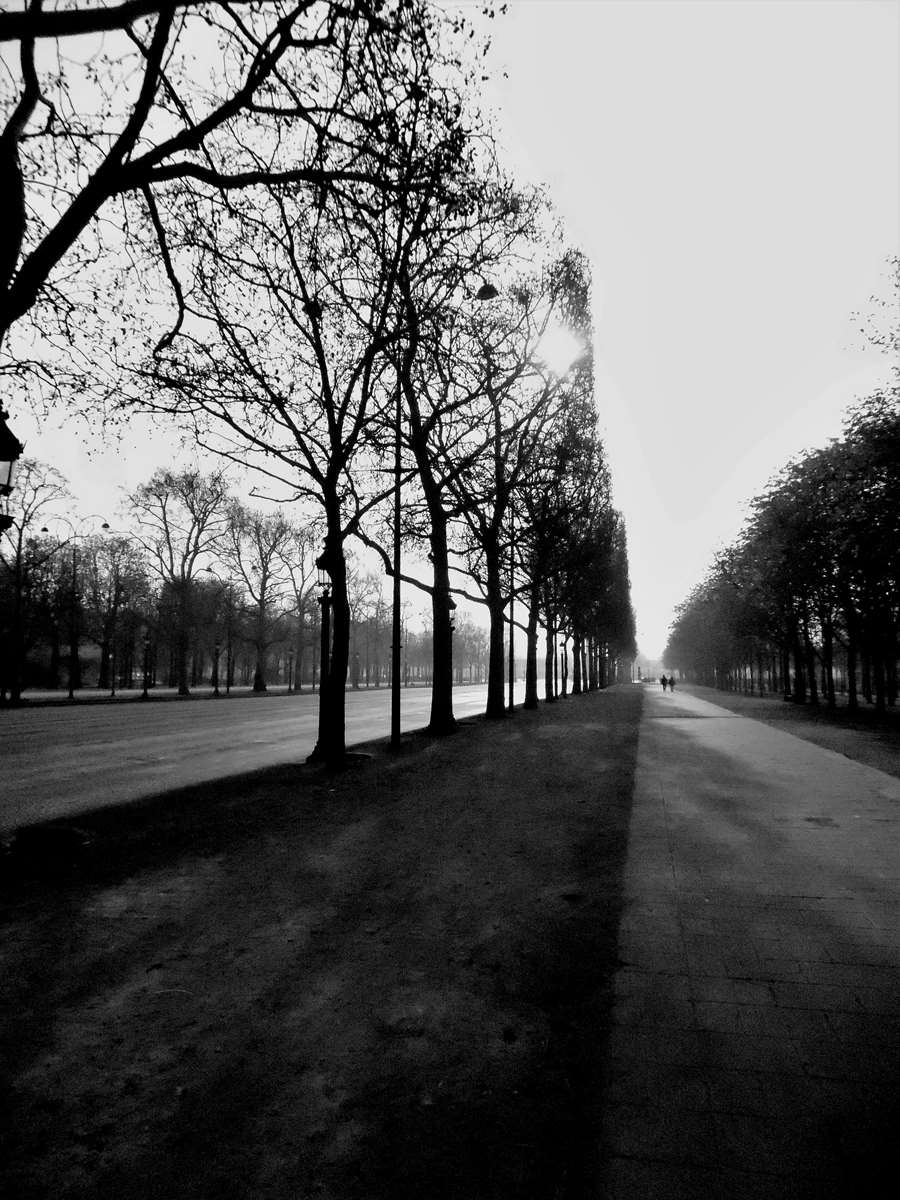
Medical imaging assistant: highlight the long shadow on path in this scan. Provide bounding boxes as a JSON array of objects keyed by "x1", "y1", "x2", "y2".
[{"x1": 1, "y1": 687, "x2": 643, "y2": 1200}]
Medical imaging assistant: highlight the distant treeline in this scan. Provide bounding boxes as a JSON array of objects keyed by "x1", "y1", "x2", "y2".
[
  {"x1": 0, "y1": 464, "x2": 494, "y2": 701},
  {"x1": 665, "y1": 388, "x2": 900, "y2": 710}
]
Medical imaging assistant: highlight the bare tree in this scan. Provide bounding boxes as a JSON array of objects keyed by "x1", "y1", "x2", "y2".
[
  {"x1": 379, "y1": 172, "x2": 545, "y2": 733},
  {"x1": 221, "y1": 501, "x2": 293, "y2": 692},
  {"x1": 127, "y1": 467, "x2": 231, "y2": 694},
  {"x1": 1, "y1": 1, "x2": 444, "y2": 400},
  {"x1": 273, "y1": 520, "x2": 318, "y2": 691},
  {"x1": 436, "y1": 266, "x2": 574, "y2": 718},
  {"x1": 81, "y1": 531, "x2": 152, "y2": 689},
  {"x1": 128, "y1": 3, "x2": 486, "y2": 762},
  {"x1": 0, "y1": 456, "x2": 71, "y2": 701}
]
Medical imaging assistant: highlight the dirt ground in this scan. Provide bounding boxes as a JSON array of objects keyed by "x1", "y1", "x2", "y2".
[{"x1": 1, "y1": 686, "x2": 644, "y2": 1200}]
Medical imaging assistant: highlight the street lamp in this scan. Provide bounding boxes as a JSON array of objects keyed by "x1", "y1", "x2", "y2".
[
  {"x1": 474, "y1": 281, "x2": 500, "y2": 301},
  {"x1": 390, "y1": 370, "x2": 403, "y2": 751},
  {"x1": 316, "y1": 552, "x2": 331, "y2": 688},
  {"x1": 141, "y1": 632, "x2": 151, "y2": 700},
  {"x1": 212, "y1": 639, "x2": 221, "y2": 697},
  {"x1": 508, "y1": 508, "x2": 515, "y2": 713},
  {"x1": 308, "y1": 549, "x2": 332, "y2": 762},
  {"x1": 0, "y1": 408, "x2": 24, "y2": 533}
]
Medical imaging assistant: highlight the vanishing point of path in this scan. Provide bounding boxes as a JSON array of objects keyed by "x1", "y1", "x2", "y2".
[{"x1": 600, "y1": 686, "x2": 900, "y2": 1198}]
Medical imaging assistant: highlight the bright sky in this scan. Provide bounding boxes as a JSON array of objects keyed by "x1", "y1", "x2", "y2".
[
  {"x1": 12, "y1": 0, "x2": 900, "y2": 659},
  {"x1": 481, "y1": 0, "x2": 900, "y2": 657}
]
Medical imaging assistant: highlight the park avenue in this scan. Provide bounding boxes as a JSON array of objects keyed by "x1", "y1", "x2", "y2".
[{"x1": 0, "y1": 684, "x2": 503, "y2": 833}]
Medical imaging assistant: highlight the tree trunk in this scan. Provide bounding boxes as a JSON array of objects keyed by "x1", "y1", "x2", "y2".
[
  {"x1": 9, "y1": 578, "x2": 26, "y2": 701},
  {"x1": 790, "y1": 619, "x2": 805, "y2": 702},
  {"x1": 572, "y1": 632, "x2": 582, "y2": 694},
  {"x1": 822, "y1": 619, "x2": 836, "y2": 709},
  {"x1": 803, "y1": 622, "x2": 819, "y2": 707},
  {"x1": 544, "y1": 609, "x2": 555, "y2": 704},
  {"x1": 176, "y1": 581, "x2": 191, "y2": 696},
  {"x1": 323, "y1": 544, "x2": 349, "y2": 763},
  {"x1": 873, "y1": 638, "x2": 887, "y2": 713},
  {"x1": 427, "y1": 509, "x2": 456, "y2": 734},
  {"x1": 98, "y1": 637, "x2": 111, "y2": 690},
  {"x1": 485, "y1": 538, "x2": 507, "y2": 719},
  {"x1": 524, "y1": 580, "x2": 540, "y2": 710}
]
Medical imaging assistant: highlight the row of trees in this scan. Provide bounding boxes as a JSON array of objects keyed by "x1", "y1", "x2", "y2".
[
  {"x1": 0, "y1": 461, "x2": 497, "y2": 700},
  {"x1": 665, "y1": 388, "x2": 899, "y2": 711},
  {"x1": 2, "y1": 1, "x2": 636, "y2": 761}
]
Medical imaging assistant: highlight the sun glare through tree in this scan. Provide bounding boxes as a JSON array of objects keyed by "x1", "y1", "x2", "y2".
[{"x1": 536, "y1": 323, "x2": 584, "y2": 377}]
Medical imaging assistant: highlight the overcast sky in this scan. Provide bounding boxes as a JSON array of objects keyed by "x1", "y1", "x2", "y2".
[
  {"x1": 14, "y1": 0, "x2": 900, "y2": 658},
  {"x1": 480, "y1": 0, "x2": 900, "y2": 656}
]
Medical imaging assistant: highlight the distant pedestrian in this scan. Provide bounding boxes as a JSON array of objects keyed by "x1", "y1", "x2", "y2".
[
  {"x1": 660, "y1": 675, "x2": 668, "y2": 692},
  {"x1": 668, "y1": 675, "x2": 676, "y2": 693}
]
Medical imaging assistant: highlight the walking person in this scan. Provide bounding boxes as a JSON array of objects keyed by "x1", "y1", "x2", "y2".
[
  {"x1": 660, "y1": 675, "x2": 668, "y2": 692},
  {"x1": 668, "y1": 674, "x2": 676, "y2": 693}
]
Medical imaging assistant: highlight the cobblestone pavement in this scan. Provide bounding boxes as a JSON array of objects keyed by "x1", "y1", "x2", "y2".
[{"x1": 599, "y1": 686, "x2": 900, "y2": 1199}]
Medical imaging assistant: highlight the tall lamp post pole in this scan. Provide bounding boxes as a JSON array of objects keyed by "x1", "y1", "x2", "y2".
[
  {"x1": 67, "y1": 537, "x2": 79, "y2": 699},
  {"x1": 391, "y1": 374, "x2": 402, "y2": 751},
  {"x1": 141, "y1": 632, "x2": 151, "y2": 700},
  {"x1": 508, "y1": 508, "x2": 515, "y2": 713},
  {"x1": 308, "y1": 552, "x2": 332, "y2": 762}
]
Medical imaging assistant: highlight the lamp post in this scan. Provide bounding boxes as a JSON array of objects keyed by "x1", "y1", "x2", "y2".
[
  {"x1": 212, "y1": 639, "x2": 221, "y2": 697},
  {"x1": 107, "y1": 587, "x2": 130, "y2": 698},
  {"x1": 391, "y1": 371, "x2": 402, "y2": 751},
  {"x1": 474, "y1": 281, "x2": 500, "y2": 301},
  {"x1": 141, "y1": 632, "x2": 151, "y2": 700},
  {"x1": 308, "y1": 552, "x2": 332, "y2": 762},
  {"x1": 0, "y1": 408, "x2": 24, "y2": 534},
  {"x1": 508, "y1": 509, "x2": 515, "y2": 713}
]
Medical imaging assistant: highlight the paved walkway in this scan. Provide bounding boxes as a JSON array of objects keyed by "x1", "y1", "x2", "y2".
[{"x1": 599, "y1": 686, "x2": 900, "y2": 1198}]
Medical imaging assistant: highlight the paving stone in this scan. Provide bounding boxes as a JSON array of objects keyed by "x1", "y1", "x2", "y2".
[
  {"x1": 702, "y1": 1068, "x2": 775, "y2": 1117},
  {"x1": 601, "y1": 1156, "x2": 794, "y2": 1200},
  {"x1": 598, "y1": 689, "x2": 900, "y2": 1199},
  {"x1": 605, "y1": 1026, "x2": 720, "y2": 1068},
  {"x1": 692, "y1": 1000, "x2": 809, "y2": 1038},
  {"x1": 690, "y1": 977, "x2": 775, "y2": 1005},
  {"x1": 603, "y1": 1063, "x2": 710, "y2": 1110},
  {"x1": 711, "y1": 1112, "x2": 848, "y2": 1192},
  {"x1": 611, "y1": 994, "x2": 696, "y2": 1030},
  {"x1": 600, "y1": 1102, "x2": 719, "y2": 1165},
  {"x1": 768, "y1": 979, "x2": 865, "y2": 1011},
  {"x1": 613, "y1": 969, "x2": 693, "y2": 1001}
]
